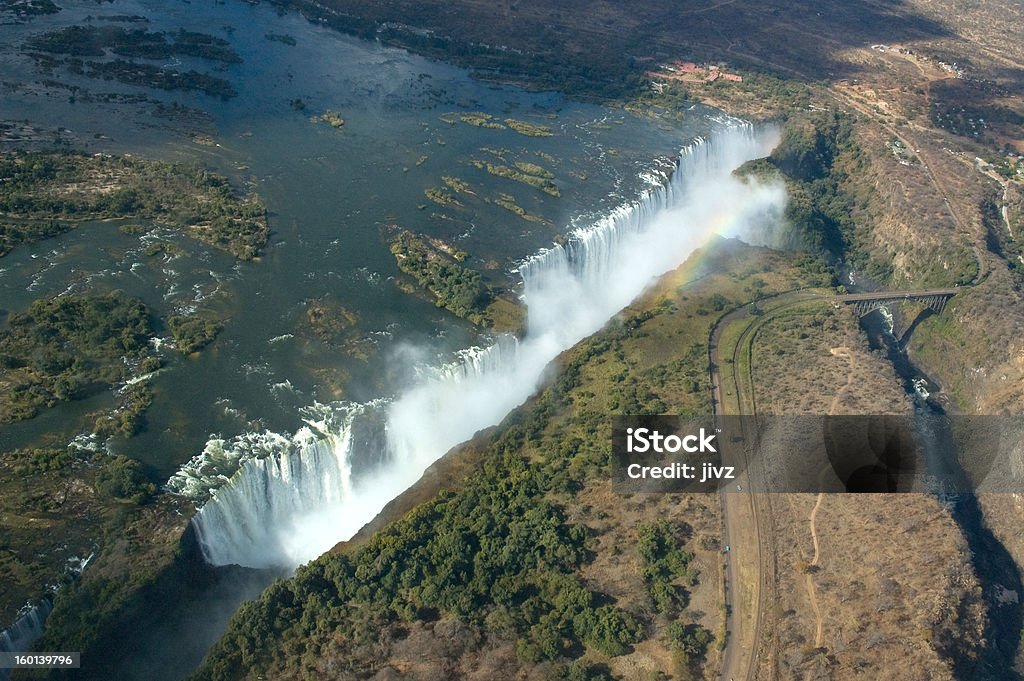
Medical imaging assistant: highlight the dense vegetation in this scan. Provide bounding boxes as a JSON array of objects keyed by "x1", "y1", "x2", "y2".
[
  {"x1": 193, "y1": 244, "x2": 806, "y2": 680},
  {"x1": 735, "y1": 112, "x2": 892, "y2": 284},
  {"x1": 23, "y1": 26, "x2": 239, "y2": 97},
  {"x1": 93, "y1": 454, "x2": 157, "y2": 504},
  {"x1": 92, "y1": 383, "x2": 155, "y2": 438},
  {"x1": 0, "y1": 445, "x2": 169, "y2": 626},
  {"x1": 18, "y1": 492, "x2": 196, "y2": 681},
  {"x1": 167, "y1": 315, "x2": 223, "y2": 354},
  {"x1": 743, "y1": 112, "x2": 860, "y2": 261},
  {"x1": 389, "y1": 230, "x2": 490, "y2": 323},
  {"x1": 778, "y1": 116, "x2": 861, "y2": 258},
  {"x1": 0, "y1": 150, "x2": 268, "y2": 259},
  {"x1": 0, "y1": 292, "x2": 154, "y2": 423},
  {"x1": 72, "y1": 59, "x2": 237, "y2": 98},
  {"x1": 195, "y1": 445, "x2": 642, "y2": 680},
  {"x1": 471, "y1": 158, "x2": 561, "y2": 197},
  {"x1": 505, "y1": 119, "x2": 555, "y2": 137},
  {"x1": 0, "y1": 219, "x2": 71, "y2": 254},
  {"x1": 26, "y1": 26, "x2": 241, "y2": 64},
  {"x1": 637, "y1": 520, "x2": 698, "y2": 617}
]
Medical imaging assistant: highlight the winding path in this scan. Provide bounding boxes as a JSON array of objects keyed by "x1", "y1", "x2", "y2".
[{"x1": 805, "y1": 493, "x2": 825, "y2": 651}]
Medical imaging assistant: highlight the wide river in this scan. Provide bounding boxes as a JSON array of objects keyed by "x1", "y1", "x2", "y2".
[
  {"x1": 0, "y1": 0, "x2": 745, "y2": 677},
  {"x1": 1, "y1": 0, "x2": 720, "y2": 473}
]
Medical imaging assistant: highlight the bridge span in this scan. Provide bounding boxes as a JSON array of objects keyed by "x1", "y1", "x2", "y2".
[{"x1": 835, "y1": 288, "x2": 959, "y2": 317}]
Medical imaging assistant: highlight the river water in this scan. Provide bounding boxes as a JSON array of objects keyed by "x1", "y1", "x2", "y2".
[
  {"x1": 0, "y1": 0, "x2": 745, "y2": 676},
  {"x1": 0, "y1": 0, "x2": 721, "y2": 472}
]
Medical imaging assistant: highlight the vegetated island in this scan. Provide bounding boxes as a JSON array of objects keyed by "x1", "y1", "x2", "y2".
[
  {"x1": 0, "y1": 292, "x2": 156, "y2": 425},
  {"x1": 302, "y1": 296, "x2": 378, "y2": 362},
  {"x1": 166, "y1": 315, "x2": 223, "y2": 354},
  {"x1": 313, "y1": 110, "x2": 345, "y2": 128},
  {"x1": 386, "y1": 227, "x2": 523, "y2": 332},
  {"x1": 0, "y1": 150, "x2": 269, "y2": 260},
  {"x1": 470, "y1": 158, "x2": 560, "y2": 196},
  {"x1": 25, "y1": 26, "x2": 241, "y2": 63},
  {"x1": 24, "y1": 26, "x2": 241, "y2": 98},
  {"x1": 0, "y1": 291, "x2": 225, "y2": 426},
  {"x1": 444, "y1": 113, "x2": 553, "y2": 137},
  {"x1": 265, "y1": 32, "x2": 297, "y2": 46},
  {"x1": 457, "y1": 111, "x2": 506, "y2": 129},
  {"x1": 504, "y1": 118, "x2": 554, "y2": 137},
  {"x1": 493, "y1": 192, "x2": 548, "y2": 223}
]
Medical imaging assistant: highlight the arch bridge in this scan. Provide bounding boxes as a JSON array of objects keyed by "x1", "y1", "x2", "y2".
[{"x1": 837, "y1": 288, "x2": 959, "y2": 318}]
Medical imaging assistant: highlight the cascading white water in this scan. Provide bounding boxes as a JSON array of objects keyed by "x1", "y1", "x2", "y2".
[
  {"x1": 1, "y1": 599, "x2": 53, "y2": 680},
  {"x1": 181, "y1": 124, "x2": 787, "y2": 569},
  {"x1": 0, "y1": 601, "x2": 51, "y2": 653},
  {"x1": 181, "y1": 403, "x2": 372, "y2": 568}
]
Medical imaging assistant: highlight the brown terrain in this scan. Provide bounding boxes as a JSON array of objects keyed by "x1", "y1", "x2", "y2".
[
  {"x1": 747, "y1": 304, "x2": 986, "y2": 681},
  {"x1": 273, "y1": 1, "x2": 1024, "y2": 679}
]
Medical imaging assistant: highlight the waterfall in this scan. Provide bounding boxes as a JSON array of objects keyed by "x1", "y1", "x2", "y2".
[
  {"x1": 1, "y1": 599, "x2": 53, "y2": 680},
  {"x1": 179, "y1": 124, "x2": 787, "y2": 569},
  {"x1": 179, "y1": 402, "x2": 390, "y2": 568},
  {"x1": 0, "y1": 601, "x2": 52, "y2": 653},
  {"x1": 428, "y1": 337, "x2": 520, "y2": 383}
]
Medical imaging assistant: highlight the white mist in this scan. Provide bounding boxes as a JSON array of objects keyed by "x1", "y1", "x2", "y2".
[{"x1": 187, "y1": 125, "x2": 786, "y2": 569}]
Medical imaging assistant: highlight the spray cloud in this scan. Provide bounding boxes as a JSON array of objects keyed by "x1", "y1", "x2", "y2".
[{"x1": 183, "y1": 124, "x2": 787, "y2": 569}]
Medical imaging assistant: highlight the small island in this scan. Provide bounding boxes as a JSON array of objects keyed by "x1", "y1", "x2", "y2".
[
  {"x1": 313, "y1": 111, "x2": 345, "y2": 128},
  {"x1": 386, "y1": 227, "x2": 523, "y2": 331}
]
